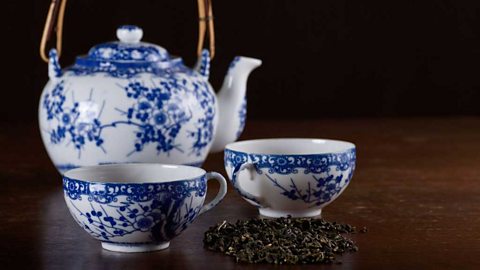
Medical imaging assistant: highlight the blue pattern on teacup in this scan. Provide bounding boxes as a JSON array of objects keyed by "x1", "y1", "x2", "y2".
[
  {"x1": 224, "y1": 148, "x2": 356, "y2": 207},
  {"x1": 63, "y1": 176, "x2": 206, "y2": 242},
  {"x1": 224, "y1": 148, "x2": 356, "y2": 175},
  {"x1": 263, "y1": 171, "x2": 354, "y2": 207}
]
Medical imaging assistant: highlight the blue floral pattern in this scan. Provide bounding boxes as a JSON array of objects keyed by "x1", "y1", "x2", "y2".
[
  {"x1": 43, "y1": 81, "x2": 105, "y2": 154},
  {"x1": 224, "y1": 148, "x2": 356, "y2": 176},
  {"x1": 188, "y1": 80, "x2": 216, "y2": 156},
  {"x1": 69, "y1": 59, "x2": 192, "y2": 79},
  {"x1": 87, "y1": 44, "x2": 167, "y2": 62},
  {"x1": 224, "y1": 148, "x2": 355, "y2": 207},
  {"x1": 67, "y1": 28, "x2": 189, "y2": 79},
  {"x1": 49, "y1": 49, "x2": 62, "y2": 78},
  {"x1": 42, "y1": 75, "x2": 216, "y2": 158},
  {"x1": 119, "y1": 81, "x2": 192, "y2": 155},
  {"x1": 236, "y1": 97, "x2": 247, "y2": 139},
  {"x1": 63, "y1": 176, "x2": 206, "y2": 242},
  {"x1": 264, "y1": 172, "x2": 353, "y2": 207}
]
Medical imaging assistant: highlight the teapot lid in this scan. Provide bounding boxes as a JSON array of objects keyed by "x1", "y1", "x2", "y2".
[{"x1": 72, "y1": 25, "x2": 179, "y2": 77}]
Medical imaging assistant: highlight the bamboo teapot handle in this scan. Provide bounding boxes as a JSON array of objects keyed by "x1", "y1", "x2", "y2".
[{"x1": 40, "y1": 0, "x2": 215, "y2": 63}]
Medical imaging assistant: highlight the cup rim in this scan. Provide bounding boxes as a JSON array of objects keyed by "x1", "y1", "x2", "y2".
[
  {"x1": 63, "y1": 163, "x2": 207, "y2": 184},
  {"x1": 225, "y1": 138, "x2": 355, "y2": 156}
]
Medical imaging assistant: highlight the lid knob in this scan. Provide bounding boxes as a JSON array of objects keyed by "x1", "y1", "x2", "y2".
[{"x1": 116, "y1": 25, "x2": 143, "y2": 44}]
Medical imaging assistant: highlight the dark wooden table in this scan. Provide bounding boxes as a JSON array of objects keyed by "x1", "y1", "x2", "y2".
[{"x1": 1, "y1": 118, "x2": 480, "y2": 270}]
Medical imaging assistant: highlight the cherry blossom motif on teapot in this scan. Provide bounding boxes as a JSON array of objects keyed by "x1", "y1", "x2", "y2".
[{"x1": 39, "y1": 25, "x2": 262, "y2": 173}]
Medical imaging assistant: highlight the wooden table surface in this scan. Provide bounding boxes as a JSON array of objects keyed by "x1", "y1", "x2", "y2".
[{"x1": 1, "y1": 118, "x2": 480, "y2": 270}]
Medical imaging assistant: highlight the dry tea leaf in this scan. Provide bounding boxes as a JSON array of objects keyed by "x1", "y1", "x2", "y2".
[{"x1": 204, "y1": 217, "x2": 364, "y2": 264}]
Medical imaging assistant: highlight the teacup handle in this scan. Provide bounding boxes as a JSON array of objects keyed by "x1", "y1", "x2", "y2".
[
  {"x1": 232, "y1": 163, "x2": 266, "y2": 206},
  {"x1": 199, "y1": 172, "x2": 228, "y2": 215}
]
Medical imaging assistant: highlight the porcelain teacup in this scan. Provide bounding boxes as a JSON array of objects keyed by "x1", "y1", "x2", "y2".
[
  {"x1": 62, "y1": 163, "x2": 227, "y2": 252},
  {"x1": 224, "y1": 138, "x2": 356, "y2": 218}
]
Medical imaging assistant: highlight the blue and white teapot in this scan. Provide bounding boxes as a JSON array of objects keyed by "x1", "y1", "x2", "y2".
[{"x1": 39, "y1": 25, "x2": 262, "y2": 173}]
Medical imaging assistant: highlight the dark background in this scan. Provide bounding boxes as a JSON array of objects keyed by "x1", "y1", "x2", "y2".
[{"x1": 5, "y1": 0, "x2": 480, "y2": 124}]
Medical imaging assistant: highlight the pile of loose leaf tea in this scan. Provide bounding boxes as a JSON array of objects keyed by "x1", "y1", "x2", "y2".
[{"x1": 204, "y1": 217, "x2": 364, "y2": 264}]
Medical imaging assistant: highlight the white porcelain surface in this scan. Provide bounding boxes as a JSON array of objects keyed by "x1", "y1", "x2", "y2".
[
  {"x1": 224, "y1": 138, "x2": 356, "y2": 218},
  {"x1": 63, "y1": 163, "x2": 227, "y2": 252}
]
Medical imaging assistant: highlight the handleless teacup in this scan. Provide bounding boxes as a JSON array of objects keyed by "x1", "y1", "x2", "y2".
[{"x1": 224, "y1": 138, "x2": 356, "y2": 218}]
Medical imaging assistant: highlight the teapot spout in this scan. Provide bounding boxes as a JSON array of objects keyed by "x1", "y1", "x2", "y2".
[{"x1": 210, "y1": 56, "x2": 262, "y2": 153}]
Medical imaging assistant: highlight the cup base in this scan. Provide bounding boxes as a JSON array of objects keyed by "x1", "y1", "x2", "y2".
[
  {"x1": 259, "y1": 208, "x2": 322, "y2": 218},
  {"x1": 101, "y1": 242, "x2": 170, "y2": 253}
]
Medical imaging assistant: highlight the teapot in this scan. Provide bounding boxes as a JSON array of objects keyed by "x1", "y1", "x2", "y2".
[{"x1": 39, "y1": 25, "x2": 261, "y2": 173}]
